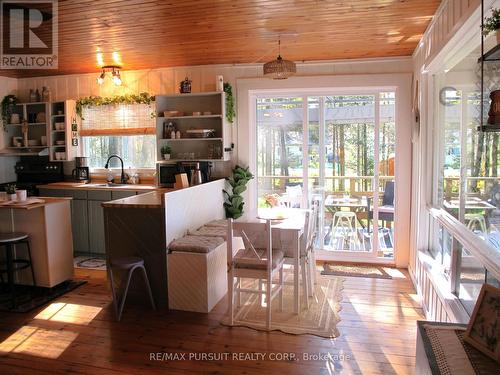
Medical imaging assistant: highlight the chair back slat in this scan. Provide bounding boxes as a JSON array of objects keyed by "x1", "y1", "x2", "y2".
[{"x1": 227, "y1": 219, "x2": 273, "y2": 275}]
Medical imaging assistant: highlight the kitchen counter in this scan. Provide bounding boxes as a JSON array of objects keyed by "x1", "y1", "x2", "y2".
[
  {"x1": 0, "y1": 197, "x2": 72, "y2": 210},
  {"x1": 101, "y1": 189, "x2": 175, "y2": 208},
  {"x1": 37, "y1": 182, "x2": 158, "y2": 192}
]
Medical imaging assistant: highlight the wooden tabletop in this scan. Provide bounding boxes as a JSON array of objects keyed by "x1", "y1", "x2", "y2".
[
  {"x1": 0, "y1": 197, "x2": 71, "y2": 210},
  {"x1": 101, "y1": 189, "x2": 175, "y2": 209}
]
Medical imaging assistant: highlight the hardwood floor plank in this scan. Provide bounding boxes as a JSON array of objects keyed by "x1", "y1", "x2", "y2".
[{"x1": 0, "y1": 267, "x2": 423, "y2": 374}]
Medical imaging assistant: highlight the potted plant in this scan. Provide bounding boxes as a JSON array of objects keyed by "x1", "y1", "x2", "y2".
[
  {"x1": 161, "y1": 145, "x2": 172, "y2": 160},
  {"x1": 5, "y1": 183, "x2": 16, "y2": 201},
  {"x1": 223, "y1": 165, "x2": 254, "y2": 219},
  {"x1": 1, "y1": 95, "x2": 18, "y2": 131},
  {"x1": 483, "y1": 8, "x2": 500, "y2": 43}
]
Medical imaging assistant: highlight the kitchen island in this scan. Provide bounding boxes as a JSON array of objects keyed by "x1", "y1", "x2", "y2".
[
  {"x1": 0, "y1": 197, "x2": 74, "y2": 287},
  {"x1": 102, "y1": 180, "x2": 227, "y2": 310}
]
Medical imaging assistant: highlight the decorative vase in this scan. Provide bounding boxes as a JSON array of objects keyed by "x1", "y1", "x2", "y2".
[
  {"x1": 29, "y1": 89, "x2": 37, "y2": 103},
  {"x1": 41, "y1": 86, "x2": 51, "y2": 102},
  {"x1": 180, "y1": 77, "x2": 191, "y2": 94}
]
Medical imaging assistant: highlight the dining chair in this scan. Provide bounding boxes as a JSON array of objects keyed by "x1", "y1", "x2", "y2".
[{"x1": 226, "y1": 219, "x2": 285, "y2": 330}]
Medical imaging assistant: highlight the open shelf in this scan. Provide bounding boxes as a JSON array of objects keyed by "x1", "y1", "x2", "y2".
[
  {"x1": 161, "y1": 114, "x2": 223, "y2": 120},
  {"x1": 160, "y1": 137, "x2": 223, "y2": 142},
  {"x1": 477, "y1": 124, "x2": 500, "y2": 132},
  {"x1": 480, "y1": 43, "x2": 500, "y2": 62},
  {"x1": 7, "y1": 122, "x2": 46, "y2": 126}
]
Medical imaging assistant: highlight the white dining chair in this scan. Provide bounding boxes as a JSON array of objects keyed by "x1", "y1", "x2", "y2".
[{"x1": 227, "y1": 219, "x2": 285, "y2": 330}]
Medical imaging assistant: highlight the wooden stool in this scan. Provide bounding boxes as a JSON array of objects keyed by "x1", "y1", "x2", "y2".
[
  {"x1": 108, "y1": 256, "x2": 156, "y2": 321},
  {"x1": 0, "y1": 232, "x2": 36, "y2": 308}
]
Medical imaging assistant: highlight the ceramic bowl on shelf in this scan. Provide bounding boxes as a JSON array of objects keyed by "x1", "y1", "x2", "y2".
[
  {"x1": 163, "y1": 110, "x2": 184, "y2": 117},
  {"x1": 192, "y1": 111, "x2": 201, "y2": 116},
  {"x1": 55, "y1": 122, "x2": 65, "y2": 130},
  {"x1": 55, "y1": 140, "x2": 65, "y2": 145}
]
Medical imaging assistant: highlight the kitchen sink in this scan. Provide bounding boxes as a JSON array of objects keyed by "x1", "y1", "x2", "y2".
[{"x1": 83, "y1": 183, "x2": 131, "y2": 188}]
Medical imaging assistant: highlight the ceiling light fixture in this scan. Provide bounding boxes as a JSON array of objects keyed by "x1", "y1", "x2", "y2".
[
  {"x1": 263, "y1": 38, "x2": 296, "y2": 80},
  {"x1": 96, "y1": 65, "x2": 122, "y2": 86}
]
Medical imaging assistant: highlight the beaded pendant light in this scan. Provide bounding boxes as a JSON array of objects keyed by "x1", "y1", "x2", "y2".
[{"x1": 263, "y1": 39, "x2": 296, "y2": 80}]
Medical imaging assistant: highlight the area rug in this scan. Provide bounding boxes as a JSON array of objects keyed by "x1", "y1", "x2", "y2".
[
  {"x1": 74, "y1": 256, "x2": 106, "y2": 271},
  {"x1": 0, "y1": 280, "x2": 87, "y2": 313},
  {"x1": 221, "y1": 272, "x2": 343, "y2": 338},
  {"x1": 321, "y1": 263, "x2": 393, "y2": 279}
]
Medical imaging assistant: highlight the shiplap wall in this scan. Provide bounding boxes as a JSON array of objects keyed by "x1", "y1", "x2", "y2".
[
  {"x1": 0, "y1": 77, "x2": 19, "y2": 183},
  {"x1": 15, "y1": 57, "x2": 412, "y2": 176}
]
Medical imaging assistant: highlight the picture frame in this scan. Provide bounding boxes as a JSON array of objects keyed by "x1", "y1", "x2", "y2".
[{"x1": 463, "y1": 283, "x2": 500, "y2": 362}]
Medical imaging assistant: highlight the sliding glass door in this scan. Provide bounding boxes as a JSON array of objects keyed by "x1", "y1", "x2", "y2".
[{"x1": 256, "y1": 91, "x2": 396, "y2": 261}]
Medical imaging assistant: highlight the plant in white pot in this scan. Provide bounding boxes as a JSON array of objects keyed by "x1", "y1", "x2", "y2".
[
  {"x1": 161, "y1": 145, "x2": 172, "y2": 160},
  {"x1": 5, "y1": 183, "x2": 16, "y2": 201},
  {"x1": 483, "y1": 8, "x2": 500, "y2": 43}
]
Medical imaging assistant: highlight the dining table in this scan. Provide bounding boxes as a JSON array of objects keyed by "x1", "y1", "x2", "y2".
[{"x1": 242, "y1": 207, "x2": 308, "y2": 314}]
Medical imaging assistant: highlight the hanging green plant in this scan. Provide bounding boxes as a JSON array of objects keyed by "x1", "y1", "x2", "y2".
[
  {"x1": 1, "y1": 95, "x2": 18, "y2": 131},
  {"x1": 223, "y1": 83, "x2": 235, "y2": 123},
  {"x1": 76, "y1": 92, "x2": 155, "y2": 119}
]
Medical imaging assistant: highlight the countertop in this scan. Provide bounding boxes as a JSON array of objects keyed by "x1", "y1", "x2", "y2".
[
  {"x1": 101, "y1": 189, "x2": 175, "y2": 208},
  {"x1": 0, "y1": 197, "x2": 72, "y2": 210},
  {"x1": 37, "y1": 182, "x2": 158, "y2": 192}
]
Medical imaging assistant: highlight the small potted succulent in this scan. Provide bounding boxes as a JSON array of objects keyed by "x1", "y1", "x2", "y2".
[
  {"x1": 161, "y1": 145, "x2": 172, "y2": 160},
  {"x1": 5, "y1": 183, "x2": 16, "y2": 201},
  {"x1": 483, "y1": 8, "x2": 500, "y2": 43}
]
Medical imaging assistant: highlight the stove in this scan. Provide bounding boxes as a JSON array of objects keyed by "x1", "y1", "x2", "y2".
[{"x1": 0, "y1": 156, "x2": 64, "y2": 196}]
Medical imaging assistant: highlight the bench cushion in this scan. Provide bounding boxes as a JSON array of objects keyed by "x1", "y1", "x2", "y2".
[
  {"x1": 169, "y1": 235, "x2": 225, "y2": 254},
  {"x1": 204, "y1": 219, "x2": 228, "y2": 228},
  {"x1": 189, "y1": 226, "x2": 227, "y2": 240}
]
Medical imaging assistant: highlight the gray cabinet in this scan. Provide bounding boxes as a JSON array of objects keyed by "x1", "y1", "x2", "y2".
[
  {"x1": 72, "y1": 199, "x2": 89, "y2": 253},
  {"x1": 88, "y1": 200, "x2": 106, "y2": 254},
  {"x1": 38, "y1": 187, "x2": 139, "y2": 256}
]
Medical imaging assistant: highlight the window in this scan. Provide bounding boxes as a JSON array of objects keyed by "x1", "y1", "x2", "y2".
[{"x1": 81, "y1": 103, "x2": 156, "y2": 169}]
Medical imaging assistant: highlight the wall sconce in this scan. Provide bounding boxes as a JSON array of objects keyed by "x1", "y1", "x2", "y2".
[{"x1": 97, "y1": 65, "x2": 122, "y2": 86}]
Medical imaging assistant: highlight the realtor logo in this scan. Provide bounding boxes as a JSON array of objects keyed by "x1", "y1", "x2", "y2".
[{"x1": 1, "y1": 0, "x2": 58, "y2": 69}]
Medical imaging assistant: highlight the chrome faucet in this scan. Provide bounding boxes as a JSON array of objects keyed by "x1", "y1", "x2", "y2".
[{"x1": 104, "y1": 154, "x2": 127, "y2": 184}]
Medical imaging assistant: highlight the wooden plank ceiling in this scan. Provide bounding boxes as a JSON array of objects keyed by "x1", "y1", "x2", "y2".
[{"x1": 1, "y1": 0, "x2": 441, "y2": 78}]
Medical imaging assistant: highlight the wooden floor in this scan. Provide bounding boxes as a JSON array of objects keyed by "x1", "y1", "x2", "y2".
[{"x1": 0, "y1": 266, "x2": 424, "y2": 375}]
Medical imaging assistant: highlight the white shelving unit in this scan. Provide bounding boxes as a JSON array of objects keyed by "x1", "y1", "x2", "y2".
[
  {"x1": 0, "y1": 102, "x2": 50, "y2": 156},
  {"x1": 48, "y1": 100, "x2": 79, "y2": 162},
  {"x1": 155, "y1": 92, "x2": 232, "y2": 162}
]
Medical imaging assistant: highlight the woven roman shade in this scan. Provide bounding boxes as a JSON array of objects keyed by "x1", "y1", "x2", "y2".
[{"x1": 80, "y1": 103, "x2": 156, "y2": 136}]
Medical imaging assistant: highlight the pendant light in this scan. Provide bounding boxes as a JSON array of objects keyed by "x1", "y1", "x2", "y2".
[{"x1": 263, "y1": 39, "x2": 296, "y2": 80}]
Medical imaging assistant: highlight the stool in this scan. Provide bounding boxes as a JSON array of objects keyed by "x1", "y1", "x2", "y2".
[
  {"x1": 108, "y1": 256, "x2": 156, "y2": 321},
  {"x1": 0, "y1": 232, "x2": 36, "y2": 308}
]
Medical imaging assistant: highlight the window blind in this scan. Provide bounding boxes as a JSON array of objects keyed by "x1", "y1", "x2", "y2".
[{"x1": 80, "y1": 103, "x2": 156, "y2": 136}]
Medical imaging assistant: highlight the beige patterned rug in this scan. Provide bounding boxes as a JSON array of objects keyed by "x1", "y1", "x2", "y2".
[{"x1": 221, "y1": 272, "x2": 343, "y2": 338}]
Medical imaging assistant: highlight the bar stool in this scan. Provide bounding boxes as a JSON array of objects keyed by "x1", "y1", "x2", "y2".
[
  {"x1": 0, "y1": 232, "x2": 36, "y2": 308},
  {"x1": 108, "y1": 256, "x2": 156, "y2": 321}
]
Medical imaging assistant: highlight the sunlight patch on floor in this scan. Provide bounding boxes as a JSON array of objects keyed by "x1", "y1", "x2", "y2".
[
  {"x1": 34, "y1": 302, "x2": 102, "y2": 325},
  {"x1": 383, "y1": 267, "x2": 406, "y2": 279},
  {"x1": 0, "y1": 325, "x2": 78, "y2": 359}
]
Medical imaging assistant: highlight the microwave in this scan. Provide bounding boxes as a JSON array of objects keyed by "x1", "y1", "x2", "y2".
[
  {"x1": 156, "y1": 161, "x2": 212, "y2": 187},
  {"x1": 156, "y1": 162, "x2": 180, "y2": 187}
]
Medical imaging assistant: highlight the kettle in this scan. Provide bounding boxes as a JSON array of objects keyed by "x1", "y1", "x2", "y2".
[{"x1": 190, "y1": 163, "x2": 203, "y2": 186}]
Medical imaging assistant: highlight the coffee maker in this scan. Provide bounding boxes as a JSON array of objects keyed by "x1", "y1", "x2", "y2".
[{"x1": 72, "y1": 157, "x2": 90, "y2": 183}]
